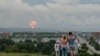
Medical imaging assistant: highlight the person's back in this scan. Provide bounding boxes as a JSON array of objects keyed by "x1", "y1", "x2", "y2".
[
  {"x1": 69, "y1": 35, "x2": 76, "y2": 46},
  {"x1": 60, "y1": 35, "x2": 68, "y2": 56},
  {"x1": 61, "y1": 37, "x2": 68, "y2": 47},
  {"x1": 68, "y1": 32, "x2": 77, "y2": 56}
]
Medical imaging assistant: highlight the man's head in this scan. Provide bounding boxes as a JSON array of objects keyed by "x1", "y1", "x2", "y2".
[{"x1": 69, "y1": 32, "x2": 73, "y2": 36}]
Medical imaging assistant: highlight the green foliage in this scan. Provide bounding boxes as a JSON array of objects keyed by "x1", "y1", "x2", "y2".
[
  {"x1": 94, "y1": 43, "x2": 100, "y2": 51},
  {"x1": 78, "y1": 43, "x2": 91, "y2": 56},
  {"x1": 4, "y1": 46, "x2": 19, "y2": 52},
  {"x1": 93, "y1": 53, "x2": 100, "y2": 56},
  {"x1": 0, "y1": 39, "x2": 55, "y2": 55},
  {"x1": 40, "y1": 43, "x2": 52, "y2": 55},
  {"x1": 78, "y1": 52, "x2": 91, "y2": 56},
  {"x1": 1, "y1": 38, "x2": 100, "y2": 56},
  {"x1": 36, "y1": 40, "x2": 55, "y2": 55},
  {"x1": 16, "y1": 40, "x2": 35, "y2": 53},
  {"x1": 0, "y1": 39, "x2": 15, "y2": 52},
  {"x1": 50, "y1": 52, "x2": 55, "y2": 56},
  {"x1": 0, "y1": 44, "x2": 7, "y2": 51},
  {"x1": 89, "y1": 37, "x2": 95, "y2": 46},
  {"x1": 81, "y1": 43, "x2": 88, "y2": 51},
  {"x1": 22, "y1": 54, "x2": 31, "y2": 56},
  {"x1": 78, "y1": 43, "x2": 100, "y2": 56},
  {"x1": 89, "y1": 37, "x2": 100, "y2": 51}
]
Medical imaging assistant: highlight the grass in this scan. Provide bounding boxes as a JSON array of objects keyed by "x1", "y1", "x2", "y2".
[{"x1": 0, "y1": 52, "x2": 48, "y2": 56}]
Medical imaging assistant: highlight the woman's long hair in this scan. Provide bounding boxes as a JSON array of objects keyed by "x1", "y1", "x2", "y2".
[
  {"x1": 60, "y1": 34, "x2": 68, "y2": 45},
  {"x1": 62, "y1": 34, "x2": 67, "y2": 40}
]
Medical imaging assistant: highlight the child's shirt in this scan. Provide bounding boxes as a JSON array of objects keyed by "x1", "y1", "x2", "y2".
[{"x1": 54, "y1": 43, "x2": 60, "y2": 51}]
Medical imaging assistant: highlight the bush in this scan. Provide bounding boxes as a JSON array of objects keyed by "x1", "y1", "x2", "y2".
[
  {"x1": 50, "y1": 52, "x2": 55, "y2": 56},
  {"x1": 94, "y1": 43, "x2": 100, "y2": 51},
  {"x1": 38, "y1": 42, "x2": 53, "y2": 55},
  {"x1": 4, "y1": 45, "x2": 19, "y2": 52},
  {"x1": 78, "y1": 52, "x2": 91, "y2": 56},
  {"x1": 0, "y1": 38, "x2": 55, "y2": 55},
  {"x1": 81, "y1": 43, "x2": 88, "y2": 50},
  {"x1": 93, "y1": 53, "x2": 100, "y2": 56}
]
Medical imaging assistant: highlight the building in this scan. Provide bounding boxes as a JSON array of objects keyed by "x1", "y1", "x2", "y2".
[{"x1": 0, "y1": 32, "x2": 11, "y2": 39}]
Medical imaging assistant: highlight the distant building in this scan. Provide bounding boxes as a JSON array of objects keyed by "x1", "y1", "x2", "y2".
[
  {"x1": 92, "y1": 32, "x2": 100, "y2": 44},
  {"x1": 11, "y1": 32, "x2": 68, "y2": 42},
  {"x1": 0, "y1": 32, "x2": 11, "y2": 39}
]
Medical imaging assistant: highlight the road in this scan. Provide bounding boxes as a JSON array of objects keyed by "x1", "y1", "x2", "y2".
[{"x1": 77, "y1": 35, "x2": 100, "y2": 54}]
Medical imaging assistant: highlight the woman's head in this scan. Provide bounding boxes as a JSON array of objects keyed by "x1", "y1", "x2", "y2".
[
  {"x1": 61, "y1": 34, "x2": 68, "y2": 45},
  {"x1": 62, "y1": 34, "x2": 67, "y2": 40}
]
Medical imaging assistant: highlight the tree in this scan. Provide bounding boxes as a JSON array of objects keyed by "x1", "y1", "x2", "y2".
[
  {"x1": 89, "y1": 37, "x2": 95, "y2": 46},
  {"x1": 78, "y1": 43, "x2": 90, "y2": 56},
  {"x1": 93, "y1": 53, "x2": 100, "y2": 56},
  {"x1": 94, "y1": 43, "x2": 100, "y2": 51}
]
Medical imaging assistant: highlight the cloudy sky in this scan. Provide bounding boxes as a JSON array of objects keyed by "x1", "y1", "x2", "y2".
[{"x1": 0, "y1": 0, "x2": 100, "y2": 31}]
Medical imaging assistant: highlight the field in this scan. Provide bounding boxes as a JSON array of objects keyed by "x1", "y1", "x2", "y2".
[{"x1": 0, "y1": 52, "x2": 48, "y2": 56}]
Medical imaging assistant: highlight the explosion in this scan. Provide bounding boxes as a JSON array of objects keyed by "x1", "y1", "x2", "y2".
[{"x1": 30, "y1": 20, "x2": 37, "y2": 29}]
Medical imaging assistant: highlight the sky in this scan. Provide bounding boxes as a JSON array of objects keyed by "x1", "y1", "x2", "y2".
[{"x1": 0, "y1": 0, "x2": 100, "y2": 31}]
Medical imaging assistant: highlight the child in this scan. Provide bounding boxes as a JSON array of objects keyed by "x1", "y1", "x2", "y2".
[{"x1": 54, "y1": 40, "x2": 60, "y2": 56}]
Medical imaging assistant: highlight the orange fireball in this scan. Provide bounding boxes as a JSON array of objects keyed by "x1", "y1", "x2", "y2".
[{"x1": 30, "y1": 20, "x2": 37, "y2": 28}]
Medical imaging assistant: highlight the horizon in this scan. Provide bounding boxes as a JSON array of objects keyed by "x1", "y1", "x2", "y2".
[{"x1": 0, "y1": 28, "x2": 100, "y2": 32}]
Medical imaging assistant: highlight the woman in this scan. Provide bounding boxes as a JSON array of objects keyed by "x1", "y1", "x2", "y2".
[{"x1": 60, "y1": 34, "x2": 68, "y2": 56}]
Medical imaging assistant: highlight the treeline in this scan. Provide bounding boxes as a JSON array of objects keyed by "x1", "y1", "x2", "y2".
[
  {"x1": 77, "y1": 43, "x2": 100, "y2": 56},
  {"x1": 0, "y1": 39, "x2": 55, "y2": 55},
  {"x1": 89, "y1": 37, "x2": 100, "y2": 51},
  {"x1": 0, "y1": 39, "x2": 100, "y2": 56}
]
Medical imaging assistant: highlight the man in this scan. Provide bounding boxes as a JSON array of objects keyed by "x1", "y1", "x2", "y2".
[{"x1": 68, "y1": 32, "x2": 77, "y2": 56}]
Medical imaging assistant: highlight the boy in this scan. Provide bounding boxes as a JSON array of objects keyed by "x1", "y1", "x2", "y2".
[{"x1": 54, "y1": 40, "x2": 60, "y2": 56}]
